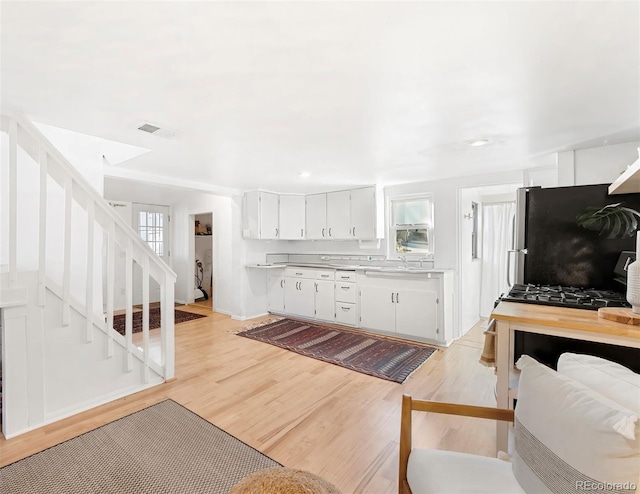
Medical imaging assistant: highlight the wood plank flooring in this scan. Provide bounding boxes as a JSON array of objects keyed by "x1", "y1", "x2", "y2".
[{"x1": 0, "y1": 310, "x2": 497, "y2": 493}]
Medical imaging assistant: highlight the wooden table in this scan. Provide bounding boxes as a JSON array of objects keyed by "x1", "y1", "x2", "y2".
[{"x1": 490, "y1": 301, "x2": 640, "y2": 453}]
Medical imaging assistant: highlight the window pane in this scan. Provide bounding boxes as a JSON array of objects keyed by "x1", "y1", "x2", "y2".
[
  {"x1": 395, "y1": 228, "x2": 430, "y2": 254},
  {"x1": 138, "y1": 212, "x2": 146, "y2": 227},
  {"x1": 394, "y1": 199, "x2": 431, "y2": 225}
]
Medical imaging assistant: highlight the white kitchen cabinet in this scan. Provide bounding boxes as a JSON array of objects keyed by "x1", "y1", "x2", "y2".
[
  {"x1": 349, "y1": 186, "x2": 376, "y2": 239},
  {"x1": 326, "y1": 190, "x2": 351, "y2": 239},
  {"x1": 267, "y1": 273, "x2": 285, "y2": 313},
  {"x1": 305, "y1": 193, "x2": 327, "y2": 240},
  {"x1": 314, "y1": 279, "x2": 335, "y2": 322},
  {"x1": 359, "y1": 274, "x2": 446, "y2": 343},
  {"x1": 284, "y1": 276, "x2": 315, "y2": 318},
  {"x1": 279, "y1": 195, "x2": 306, "y2": 240},
  {"x1": 242, "y1": 191, "x2": 279, "y2": 239}
]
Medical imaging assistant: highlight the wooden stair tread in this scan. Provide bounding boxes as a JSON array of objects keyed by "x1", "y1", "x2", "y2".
[{"x1": 598, "y1": 307, "x2": 640, "y2": 325}]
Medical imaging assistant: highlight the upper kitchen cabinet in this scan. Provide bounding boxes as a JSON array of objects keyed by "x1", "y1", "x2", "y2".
[
  {"x1": 326, "y1": 190, "x2": 351, "y2": 239},
  {"x1": 306, "y1": 193, "x2": 327, "y2": 240},
  {"x1": 350, "y1": 186, "x2": 377, "y2": 239},
  {"x1": 279, "y1": 195, "x2": 306, "y2": 239},
  {"x1": 242, "y1": 191, "x2": 279, "y2": 239}
]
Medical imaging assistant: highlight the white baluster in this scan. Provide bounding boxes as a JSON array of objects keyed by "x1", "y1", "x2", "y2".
[
  {"x1": 62, "y1": 177, "x2": 72, "y2": 326},
  {"x1": 142, "y1": 255, "x2": 150, "y2": 383},
  {"x1": 85, "y1": 200, "x2": 95, "y2": 342},
  {"x1": 161, "y1": 272, "x2": 175, "y2": 380},
  {"x1": 8, "y1": 119, "x2": 17, "y2": 282},
  {"x1": 125, "y1": 238, "x2": 133, "y2": 372},
  {"x1": 106, "y1": 221, "x2": 115, "y2": 358},
  {"x1": 37, "y1": 150, "x2": 48, "y2": 306}
]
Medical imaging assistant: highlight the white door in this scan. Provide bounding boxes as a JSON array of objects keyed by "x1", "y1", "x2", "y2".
[
  {"x1": 395, "y1": 286, "x2": 439, "y2": 340},
  {"x1": 132, "y1": 203, "x2": 170, "y2": 304},
  {"x1": 350, "y1": 187, "x2": 376, "y2": 239},
  {"x1": 279, "y1": 195, "x2": 306, "y2": 239},
  {"x1": 260, "y1": 192, "x2": 279, "y2": 239},
  {"x1": 326, "y1": 190, "x2": 351, "y2": 239},
  {"x1": 306, "y1": 193, "x2": 327, "y2": 240},
  {"x1": 267, "y1": 274, "x2": 285, "y2": 313},
  {"x1": 359, "y1": 285, "x2": 396, "y2": 332},
  {"x1": 314, "y1": 280, "x2": 334, "y2": 322}
]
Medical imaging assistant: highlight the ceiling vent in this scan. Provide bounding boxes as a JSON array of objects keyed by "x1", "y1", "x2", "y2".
[{"x1": 135, "y1": 121, "x2": 175, "y2": 139}]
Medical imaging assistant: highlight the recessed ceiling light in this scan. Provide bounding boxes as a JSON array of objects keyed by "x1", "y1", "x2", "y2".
[
  {"x1": 299, "y1": 171, "x2": 311, "y2": 178},
  {"x1": 468, "y1": 138, "x2": 490, "y2": 147}
]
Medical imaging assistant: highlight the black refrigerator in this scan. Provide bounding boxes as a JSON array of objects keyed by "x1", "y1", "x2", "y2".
[
  {"x1": 509, "y1": 183, "x2": 640, "y2": 371},
  {"x1": 511, "y1": 184, "x2": 640, "y2": 291}
]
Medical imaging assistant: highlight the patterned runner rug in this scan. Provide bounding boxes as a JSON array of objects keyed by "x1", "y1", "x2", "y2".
[
  {"x1": 113, "y1": 308, "x2": 206, "y2": 336},
  {"x1": 238, "y1": 318, "x2": 437, "y2": 383},
  {"x1": 0, "y1": 400, "x2": 280, "y2": 494}
]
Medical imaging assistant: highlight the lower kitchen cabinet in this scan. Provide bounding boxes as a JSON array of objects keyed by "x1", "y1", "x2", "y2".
[
  {"x1": 359, "y1": 275, "x2": 445, "y2": 343},
  {"x1": 314, "y1": 279, "x2": 335, "y2": 322},
  {"x1": 267, "y1": 273, "x2": 285, "y2": 313},
  {"x1": 284, "y1": 276, "x2": 315, "y2": 318}
]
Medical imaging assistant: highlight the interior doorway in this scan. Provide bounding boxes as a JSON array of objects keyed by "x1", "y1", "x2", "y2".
[
  {"x1": 192, "y1": 212, "x2": 213, "y2": 309},
  {"x1": 457, "y1": 183, "x2": 520, "y2": 337}
]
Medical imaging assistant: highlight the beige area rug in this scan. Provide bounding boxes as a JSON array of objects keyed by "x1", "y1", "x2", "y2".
[{"x1": 1, "y1": 400, "x2": 280, "y2": 494}]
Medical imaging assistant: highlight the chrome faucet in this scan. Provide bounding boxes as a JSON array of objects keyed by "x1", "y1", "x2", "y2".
[{"x1": 399, "y1": 255, "x2": 408, "y2": 268}]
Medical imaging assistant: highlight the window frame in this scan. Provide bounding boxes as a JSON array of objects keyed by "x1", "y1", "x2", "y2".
[{"x1": 387, "y1": 193, "x2": 435, "y2": 260}]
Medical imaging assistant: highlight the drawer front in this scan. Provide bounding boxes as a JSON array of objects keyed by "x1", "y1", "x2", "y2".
[
  {"x1": 335, "y1": 302, "x2": 357, "y2": 326},
  {"x1": 335, "y1": 271, "x2": 356, "y2": 282},
  {"x1": 335, "y1": 282, "x2": 357, "y2": 303},
  {"x1": 284, "y1": 267, "x2": 316, "y2": 279},
  {"x1": 315, "y1": 270, "x2": 335, "y2": 281}
]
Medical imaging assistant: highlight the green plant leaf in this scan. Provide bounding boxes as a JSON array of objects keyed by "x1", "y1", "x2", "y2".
[{"x1": 576, "y1": 203, "x2": 640, "y2": 239}]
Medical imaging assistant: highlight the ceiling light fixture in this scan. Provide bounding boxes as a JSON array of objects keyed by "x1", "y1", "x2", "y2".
[
  {"x1": 468, "y1": 138, "x2": 490, "y2": 147},
  {"x1": 299, "y1": 171, "x2": 311, "y2": 178}
]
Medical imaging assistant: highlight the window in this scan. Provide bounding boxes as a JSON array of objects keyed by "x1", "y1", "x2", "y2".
[
  {"x1": 390, "y1": 195, "x2": 434, "y2": 257},
  {"x1": 138, "y1": 211, "x2": 165, "y2": 256}
]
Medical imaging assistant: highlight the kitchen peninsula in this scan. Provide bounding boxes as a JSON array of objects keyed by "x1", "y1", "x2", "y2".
[{"x1": 491, "y1": 301, "x2": 640, "y2": 453}]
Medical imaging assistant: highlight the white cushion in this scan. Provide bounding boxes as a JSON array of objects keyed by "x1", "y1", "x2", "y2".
[
  {"x1": 557, "y1": 352, "x2": 640, "y2": 414},
  {"x1": 514, "y1": 355, "x2": 640, "y2": 494},
  {"x1": 407, "y1": 449, "x2": 526, "y2": 494}
]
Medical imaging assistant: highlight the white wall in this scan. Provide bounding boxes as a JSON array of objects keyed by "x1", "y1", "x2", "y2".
[{"x1": 558, "y1": 141, "x2": 640, "y2": 186}]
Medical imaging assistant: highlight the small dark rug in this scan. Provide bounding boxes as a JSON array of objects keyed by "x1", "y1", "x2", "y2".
[
  {"x1": 238, "y1": 318, "x2": 437, "y2": 383},
  {"x1": 0, "y1": 400, "x2": 281, "y2": 494},
  {"x1": 113, "y1": 308, "x2": 206, "y2": 336}
]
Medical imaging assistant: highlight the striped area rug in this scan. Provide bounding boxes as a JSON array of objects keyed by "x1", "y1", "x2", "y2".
[{"x1": 238, "y1": 319, "x2": 437, "y2": 383}]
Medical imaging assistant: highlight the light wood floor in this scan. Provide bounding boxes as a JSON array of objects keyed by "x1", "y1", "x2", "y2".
[{"x1": 0, "y1": 309, "x2": 497, "y2": 493}]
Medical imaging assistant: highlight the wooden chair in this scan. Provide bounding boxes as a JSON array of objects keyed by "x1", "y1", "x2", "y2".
[{"x1": 398, "y1": 394, "x2": 515, "y2": 494}]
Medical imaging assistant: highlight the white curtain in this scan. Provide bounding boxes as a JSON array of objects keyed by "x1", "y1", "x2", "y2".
[{"x1": 480, "y1": 201, "x2": 516, "y2": 317}]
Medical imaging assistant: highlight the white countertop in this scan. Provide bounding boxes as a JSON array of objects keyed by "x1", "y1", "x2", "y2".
[{"x1": 245, "y1": 262, "x2": 453, "y2": 274}]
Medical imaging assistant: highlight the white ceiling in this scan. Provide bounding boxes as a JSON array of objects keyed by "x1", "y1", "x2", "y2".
[{"x1": 2, "y1": 1, "x2": 639, "y2": 194}]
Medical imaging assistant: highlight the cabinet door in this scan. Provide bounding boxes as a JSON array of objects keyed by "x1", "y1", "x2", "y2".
[
  {"x1": 314, "y1": 280, "x2": 335, "y2": 322},
  {"x1": 284, "y1": 277, "x2": 315, "y2": 318},
  {"x1": 306, "y1": 193, "x2": 327, "y2": 240},
  {"x1": 242, "y1": 191, "x2": 260, "y2": 239},
  {"x1": 279, "y1": 195, "x2": 306, "y2": 239},
  {"x1": 359, "y1": 285, "x2": 396, "y2": 332},
  {"x1": 326, "y1": 190, "x2": 351, "y2": 239},
  {"x1": 267, "y1": 274, "x2": 285, "y2": 313},
  {"x1": 260, "y1": 192, "x2": 279, "y2": 239},
  {"x1": 395, "y1": 285, "x2": 439, "y2": 340},
  {"x1": 350, "y1": 187, "x2": 376, "y2": 239}
]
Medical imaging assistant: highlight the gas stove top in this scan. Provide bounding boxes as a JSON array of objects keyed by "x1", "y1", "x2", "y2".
[{"x1": 500, "y1": 284, "x2": 630, "y2": 310}]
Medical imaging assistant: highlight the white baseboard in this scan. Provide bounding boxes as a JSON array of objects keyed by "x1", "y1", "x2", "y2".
[
  {"x1": 215, "y1": 308, "x2": 232, "y2": 316},
  {"x1": 231, "y1": 312, "x2": 268, "y2": 321}
]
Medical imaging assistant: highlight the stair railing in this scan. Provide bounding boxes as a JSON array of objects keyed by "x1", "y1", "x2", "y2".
[{"x1": 1, "y1": 110, "x2": 177, "y2": 380}]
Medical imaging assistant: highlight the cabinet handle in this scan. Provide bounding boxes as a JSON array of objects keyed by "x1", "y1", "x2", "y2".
[
  {"x1": 352, "y1": 227, "x2": 356, "y2": 236},
  {"x1": 329, "y1": 227, "x2": 332, "y2": 237},
  {"x1": 322, "y1": 228, "x2": 325, "y2": 237},
  {"x1": 396, "y1": 292, "x2": 399, "y2": 303},
  {"x1": 280, "y1": 279, "x2": 284, "y2": 288},
  {"x1": 321, "y1": 274, "x2": 329, "y2": 278},
  {"x1": 296, "y1": 272, "x2": 303, "y2": 275},
  {"x1": 340, "y1": 276, "x2": 349, "y2": 280},
  {"x1": 301, "y1": 228, "x2": 304, "y2": 237},
  {"x1": 275, "y1": 227, "x2": 279, "y2": 237},
  {"x1": 341, "y1": 286, "x2": 350, "y2": 290},
  {"x1": 315, "y1": 282, "x2": 318, "y2": 293},
  {"x1": 341, "y1": 306, "x2": 351, "y2": 311},
  {"x1": 391, "y1": 293, "x2": 394, "y2": 303}
]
